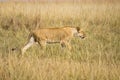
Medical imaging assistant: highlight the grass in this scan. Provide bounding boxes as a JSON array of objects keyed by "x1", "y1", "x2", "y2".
[{"x1": 0, "y1": 1, "x2": 120, "y2": 80}]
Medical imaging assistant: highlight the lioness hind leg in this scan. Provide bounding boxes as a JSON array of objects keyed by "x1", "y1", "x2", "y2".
[
  {"x1": 21, "y1": 36, "x2": 35, "y2": 55},
  {"x1": 38, "y1": 41, "x2": 46, "y2": 49}
]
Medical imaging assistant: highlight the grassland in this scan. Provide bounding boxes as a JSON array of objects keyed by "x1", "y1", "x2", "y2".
[{"x1": 0, "y1": 1, "x2": 120, "y2": 80}]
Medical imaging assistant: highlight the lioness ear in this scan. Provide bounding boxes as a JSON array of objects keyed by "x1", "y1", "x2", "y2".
[{"x1": 76, "y1": 27, "x2": 80, "y2": 32}]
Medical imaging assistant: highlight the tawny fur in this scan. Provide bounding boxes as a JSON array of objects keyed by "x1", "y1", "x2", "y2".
[{"x1": 21, "y1": 27, "x2": 85, "y2": 54}]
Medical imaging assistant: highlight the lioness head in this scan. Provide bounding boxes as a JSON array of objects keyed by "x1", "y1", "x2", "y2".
[{"x1": 76, "y1": 27, "x2": 85, "y2": 39}]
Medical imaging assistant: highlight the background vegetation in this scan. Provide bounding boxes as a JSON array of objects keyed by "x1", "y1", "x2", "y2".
[{"x1": 0, "y1": 1, "x2": 120, "y2": 80}]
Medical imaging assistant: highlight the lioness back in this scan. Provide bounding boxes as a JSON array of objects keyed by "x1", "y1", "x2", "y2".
[{"x1": 32, "y1": 27, "x2": 73, "y2": 42}]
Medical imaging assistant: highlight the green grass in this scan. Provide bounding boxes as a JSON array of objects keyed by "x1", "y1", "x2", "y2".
[{"x1": 0, "y1": 2, "x2": 120, "y2": 80}]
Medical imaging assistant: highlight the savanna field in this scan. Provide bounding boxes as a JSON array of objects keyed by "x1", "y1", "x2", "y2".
[{"x1": 0, "y1": 0, "x2": 120, "y2": 80}]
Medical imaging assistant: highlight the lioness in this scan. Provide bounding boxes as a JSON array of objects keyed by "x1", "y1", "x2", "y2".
[{"x1": 21, "y1": 27, "x2": 85, "y2": 54}]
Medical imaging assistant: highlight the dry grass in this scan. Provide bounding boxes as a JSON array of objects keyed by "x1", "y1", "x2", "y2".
[
  {"x1": 0, "y1": 1, "x2": 120, "y2": 80},
  {"x1": 0, "y1": 54, "x2": 120, "y2": 80}
]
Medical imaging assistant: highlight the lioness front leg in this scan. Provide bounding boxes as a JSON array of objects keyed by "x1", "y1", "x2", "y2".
[
  {"x1": 66, "y1": 42, "x2": 72, "y2": 50},
  {"x1": 61, "y1": 40, "x2": 72, "y2": 50}
]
